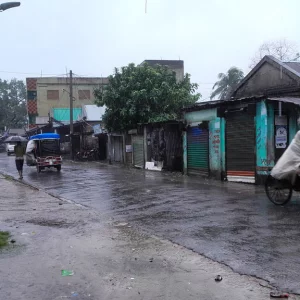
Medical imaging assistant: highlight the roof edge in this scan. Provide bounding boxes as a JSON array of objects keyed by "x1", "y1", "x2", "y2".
[{"x1": 230, "y1": 55, "x2": 300, "y2": 97}]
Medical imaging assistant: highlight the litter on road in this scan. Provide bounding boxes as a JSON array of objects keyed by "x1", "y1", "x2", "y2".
[
  {"x1": 270, "y1": 291, "x2": 289, "y2": 298},
  {"x1": 114, "y1": 222, "x2": 128, "y2": 227},
  {"x1": 61, "y1": 270, "x2": 74, "y2": 276}
]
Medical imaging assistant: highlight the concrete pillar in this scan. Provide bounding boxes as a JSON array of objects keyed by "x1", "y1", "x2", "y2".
[
  {"x1": 143, "y1": 126, "x2": 147, "y2": 168},
  {"x1": 183, "y1": 131, "x2": 187, "y2": 175}
]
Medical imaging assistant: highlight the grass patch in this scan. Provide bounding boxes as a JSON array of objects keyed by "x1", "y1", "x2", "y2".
[
  {"x1": 3, "y1": 174, "x2": 13, "y2": 181},
  {"x1": 0, "y1": 231, "x2": 10, "y2": 247}
]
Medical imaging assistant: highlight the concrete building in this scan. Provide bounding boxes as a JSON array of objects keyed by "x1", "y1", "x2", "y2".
[
  {"x1": 141, "y1": 60, "x2": 184, "y2": 82},
  {"x1": 182, "y1": 55, "x2": 300, "y2": 184},
  {"x1": 26, "y1": 77, "x2": 108, "y2": 129}
]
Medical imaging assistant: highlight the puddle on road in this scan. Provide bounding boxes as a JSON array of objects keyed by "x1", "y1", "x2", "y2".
[{"x1": 26, "y1": 219, "x2": 78, "y2": 228}]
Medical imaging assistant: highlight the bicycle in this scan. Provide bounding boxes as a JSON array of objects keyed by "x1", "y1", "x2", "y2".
[{"x1": 265, "y1": 174, "x2": 300, "y2": 205}]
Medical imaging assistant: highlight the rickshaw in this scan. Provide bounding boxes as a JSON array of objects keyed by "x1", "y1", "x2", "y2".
[
  {"x1": 26, "y1": 133, "x2": 62, "y2": 173},
  {"x1": 265, "y1": 130, "x2": 300, "y2": 205}
]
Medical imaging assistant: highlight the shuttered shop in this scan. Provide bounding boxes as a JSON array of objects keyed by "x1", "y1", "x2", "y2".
[
  {"x1": 226, "y1": 112, "x2": 255, "y2": 183},
  {"x1": 132, "y1": 136, "x2": 144, "y2": 168},
  {"x1": 187, "y1": 127, "x2": 209, "y2": 176}
]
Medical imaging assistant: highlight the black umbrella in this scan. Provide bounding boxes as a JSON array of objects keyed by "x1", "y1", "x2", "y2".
[{"x1": 4, "y1": 136, "x2": 27, "y2": 143}]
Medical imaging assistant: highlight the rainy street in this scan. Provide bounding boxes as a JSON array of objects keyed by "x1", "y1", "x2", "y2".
[{"x1": 1, "y1": 153, "x2": 300, "y2": 293}]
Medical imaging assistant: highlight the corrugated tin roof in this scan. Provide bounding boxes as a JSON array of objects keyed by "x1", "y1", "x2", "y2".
[
  {"x1": 53, "y1": 108, "x2": 82, "y2": 122},
  {"x1": 268, "y1": 97, "x2": 300, "y2": 105},
  {"x1": 8, "y1": 128, "x2": 26, "y2": 135},
  {"x1": 284, "y1": 62, "x2": 300, "y2": 74},
  {"x1": 230, "y1": 55, "x2": 300, "y2": 98},
  {"x1": 182, "y1": 96, "x2": 300, "y2": 112},
  {"x1": 81, "y1": 105, "x2": 106, "y2": 121}
]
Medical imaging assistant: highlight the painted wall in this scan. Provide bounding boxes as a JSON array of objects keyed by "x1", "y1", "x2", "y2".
[
  {"x1": 267, "y1": 103, "x2": 275, "y2": 166},
  {"x1": 220, "y1": 118, "x2": 226, "y2": 176},
  {"x1": 256, "y1": 100, "x2": 299, "y2": 182},
  {"x1": 184, "y1": 109, "x2": 217, "y2": 125},
  {"x1": 209, "y1": 118, "x2": 221, "y2": 178},
  {"x1": 256, "y1": 100, "x2": 269, "y2": 177},
  {"x1": 28, "y1": 77, "x2": 108, "y2": 120}
]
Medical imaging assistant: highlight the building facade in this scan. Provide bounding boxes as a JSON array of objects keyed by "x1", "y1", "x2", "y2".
[
  {"x1": 182, "y1": 55, "x2": 300, "y2": 184},
  {"x1": 141, "y1": 60, "x2": 184, "y2": 82},
  {"x1": 26, "y1": 77, "x2": 108, "y2": 129}
]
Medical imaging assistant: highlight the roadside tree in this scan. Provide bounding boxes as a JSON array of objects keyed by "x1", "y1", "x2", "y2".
[
  {"x1": 211, "y1": 67, "x2": 244, "y2": 100},
  {"x1": 250, "y1": 39, "x2": 299, "y2": 68},
  {"x1": 0, "y1": 79, "x2": 27, "y2": 130},
  {"x1": 94, "y1": 63, "x2": 200, "y2": 132}
]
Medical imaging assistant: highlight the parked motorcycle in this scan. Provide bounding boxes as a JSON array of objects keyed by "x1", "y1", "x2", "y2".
[{"x1": 76, "y1": 148, "x2": 99, "y2": 161}]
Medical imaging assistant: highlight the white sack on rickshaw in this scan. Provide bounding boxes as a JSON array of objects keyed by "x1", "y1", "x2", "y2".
[
  {"x1": 25, "y1": 140, "x2": 35, "y2": 153},
  {"x1": 271, "y1": 130, "x2": 300, "y2": 181},
  {"x1": 25, "y1": 140, "x2": 36, "y2": 165}
]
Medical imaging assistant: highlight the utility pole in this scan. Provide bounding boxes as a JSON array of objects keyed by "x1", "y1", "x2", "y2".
[{"x1": 69, "y1": 70, "x2": 74, "y2": 160}]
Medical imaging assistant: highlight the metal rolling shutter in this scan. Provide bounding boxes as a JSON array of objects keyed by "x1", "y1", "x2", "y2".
[
  {"x1": 226, "y1": 112, "x2": 255, "y2": 183},
  {"x1": 187, "y1": 127, "x2": 209, "y2": 176},
  {"x1": 132, "y1": 136, "x2": 144, "y2": 168}
]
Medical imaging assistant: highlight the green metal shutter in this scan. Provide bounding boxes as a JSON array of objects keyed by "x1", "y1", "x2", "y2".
[
  {"x1": 187, "y1": 127, "x2": 209, "y2": 176},
  {"x1": 132, "y1": 136, "x2": 144, "y2": 168}
]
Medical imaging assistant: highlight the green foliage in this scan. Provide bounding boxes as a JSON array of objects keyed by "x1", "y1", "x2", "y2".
[
  {"x1": 94, "y1": 63, "x2": 200, "y2": 132},
  {"x1": 0, "y1": 231, "x2": 10, "y2": 248},
  {"x1": 211, "y1": 67, "x2": 244, "y2": 100},
  {"x1": 0, "y1": 79, "x2": 27, "y2": 131}
]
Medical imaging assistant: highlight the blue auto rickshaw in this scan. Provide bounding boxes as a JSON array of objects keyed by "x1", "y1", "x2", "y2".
[{"x1": 26, "y1": 133, "x2": 62, "y2": 173}]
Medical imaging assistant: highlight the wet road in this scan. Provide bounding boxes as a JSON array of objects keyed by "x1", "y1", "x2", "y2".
[{"x1": 1, "y1": 153, "x2": 300, "y2": 293}]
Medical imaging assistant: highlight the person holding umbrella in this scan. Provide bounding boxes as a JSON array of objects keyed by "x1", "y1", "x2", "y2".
[
  {"x1": 14, "y1": 141, "x2": 26, "y2": 179},
  {"x1": 5, "y1": 136, "x2": 27, "y2": 179}
]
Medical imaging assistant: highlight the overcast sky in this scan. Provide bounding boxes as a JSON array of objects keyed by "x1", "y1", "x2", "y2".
[{"x1": 0, "y1": 0, "x2": 299, "y2": 100}]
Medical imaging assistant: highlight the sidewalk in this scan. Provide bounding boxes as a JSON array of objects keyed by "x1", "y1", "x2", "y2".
[{"x1": 0, "y1": 175, "x2": 296, "y2": 300}]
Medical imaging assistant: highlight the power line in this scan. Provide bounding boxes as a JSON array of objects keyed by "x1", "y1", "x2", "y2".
[{"x1": 0, "y1": 70, "x2": 67, "y2": 76}]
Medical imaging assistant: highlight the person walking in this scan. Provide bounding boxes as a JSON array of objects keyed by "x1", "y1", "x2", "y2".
[{"x1": 14, "y1": 141, "x2": 26, "y2": 179}]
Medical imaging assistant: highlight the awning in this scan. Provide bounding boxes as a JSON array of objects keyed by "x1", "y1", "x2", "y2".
[{"x1": 268, "y1": 97, "x2": 300, "y2": 105}]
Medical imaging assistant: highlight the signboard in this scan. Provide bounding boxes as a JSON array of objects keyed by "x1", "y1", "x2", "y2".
[
  {"x1": 126, "y1": 145, "x2": 132, "y2": 153},
  {"x1": 93, "y1": 124, "x2": 102, "y2": 135},
  {"x1": 275, "y1": 126, "x2": 287, "y2": 149}
]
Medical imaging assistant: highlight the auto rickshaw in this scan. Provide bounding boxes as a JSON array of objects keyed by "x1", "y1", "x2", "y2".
[{"x1": 26, "y1": 133, "x2": 62, "y2": 173}]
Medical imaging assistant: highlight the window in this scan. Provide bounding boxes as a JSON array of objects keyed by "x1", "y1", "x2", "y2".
[
  {"x1": 47, "y1": 90, "x2": 59, "y2": 100},
  {"x1": 78, "y1": 90, "x2": 91, "y2": 100}
]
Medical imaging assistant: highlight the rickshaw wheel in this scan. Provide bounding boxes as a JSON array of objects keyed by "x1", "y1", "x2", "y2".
[{"x1": 265, "y1": 175, "x2": 293, "y2": 205}]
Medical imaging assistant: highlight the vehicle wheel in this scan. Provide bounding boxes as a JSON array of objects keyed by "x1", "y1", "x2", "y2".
[
  {"x1": 265, "y1": 175, "x2": 293, "y2": 205},
  {"x1": 56, "y1": 165, "x2": 61, "y2": 172}
]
